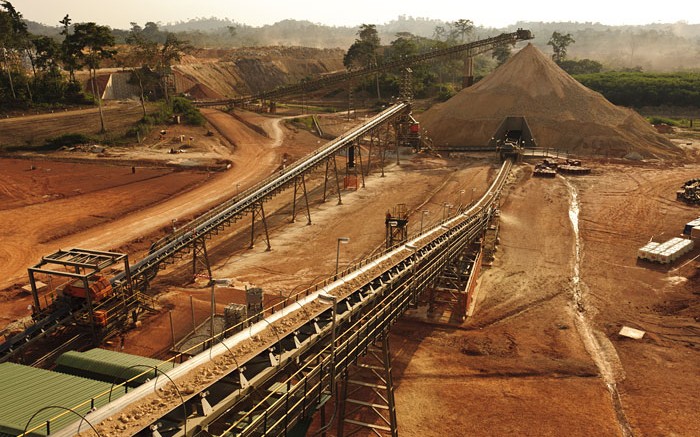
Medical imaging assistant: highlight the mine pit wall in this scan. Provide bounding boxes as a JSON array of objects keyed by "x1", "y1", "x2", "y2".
[{"x1": 173, "y1": 48, "x2": 345, "y2": 99}]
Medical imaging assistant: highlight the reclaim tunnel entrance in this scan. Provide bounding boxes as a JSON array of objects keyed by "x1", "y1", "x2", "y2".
[{"x1": 488, "y1": 116, "x2": 537, "y2": 150}]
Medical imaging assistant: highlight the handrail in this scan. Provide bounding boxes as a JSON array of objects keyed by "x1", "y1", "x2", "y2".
[{"x1": 49, "y1": 158, "x2": 512, "y2": 437}]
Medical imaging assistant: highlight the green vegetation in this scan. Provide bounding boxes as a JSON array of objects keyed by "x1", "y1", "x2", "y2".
[
  {"x1": 1, "y1": 2, "x2": 196, "y2": 132},
  {"x1": 43, "y1": 133, "x2": 96, "y2": 149},
  {"x1": 574, "y1": 72, "x2": 700, "y2": 107},
  {"x1": 172, "y1": 97, "x2": 205, "y2": 125},
  {"x1": 547, "y1": 31, "x2": 575, "y2": 63},
  {"x1": 128, "y1": 98, "x2": 204, "y2": 139},
  {"x1": 287, "y1": 116, "x2": 315, "y2": 131},
  {"x1": 646, "y1": 116, "x2": 680, "y2": 126}
]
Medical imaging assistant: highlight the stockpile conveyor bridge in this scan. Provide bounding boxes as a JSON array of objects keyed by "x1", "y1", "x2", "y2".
[
  {"x1": 117, "y1": 101, "x2": 411, "y2": 290},
  {"x1": 47, "y1": 157, "x2": 512, "y2": 437},
  {"x1": 195, "y1": 29, "x2": 534, "y2": 108}
]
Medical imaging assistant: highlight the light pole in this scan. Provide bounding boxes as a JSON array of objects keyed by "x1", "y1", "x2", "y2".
[
  {"x1": 236, "y1": 183, "x2": 241, "y2": 196},
  {"x1": 318, "y1": 292, "x2": 338, "y2": 394},
  {"x1": 335, "y1": 237, "x2": 350, "y2": 275},
  {"x1": 458, "y1": 189, "x2": 465, "y2": 210},
  {"x1": 209, "y1": 278, "x2": 228, "y2": 348},
  {"x1": 471, "y1": 187, "x2": 476, "y2": 205},
  {"x1": 442, "y1": 203, "x2": 452, "y2": 221},
  {"x1": 420, "y1": 210, "x2": 429, "y2": 234}
]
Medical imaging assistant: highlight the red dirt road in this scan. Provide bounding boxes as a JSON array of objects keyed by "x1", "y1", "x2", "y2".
[{"x1": 0, "y1": 109, "x2": 284, "y2": 329}]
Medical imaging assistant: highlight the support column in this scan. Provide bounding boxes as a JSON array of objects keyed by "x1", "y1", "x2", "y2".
[
  {"x1": 394, "y1": 121, "x2": 401, "y2": 166},
  {"x1": 191, "y1": 236, "x2": 212, "y2": 280},
  {"x1": 333, "y1": 155, "x2": 343, "y2": 205},
  {"x1": 291, "y1": 174, "x2": 312, "y2": 225},
  {"x1": 365, "y1": 130, "x2": 374, "y2": 179},
  {"x1": 356, "y1": 140, "x2": 366, "y2": 188},
  {"x1": 338, "y1": 333, "x2": 398, "y2": 437},
  {"x1": 462, "y1": 55, "x2": 474, "y2": 88},
  {"x1": 249, "y1": 202, "x2": 272, "y2": 251},
  {"x1": 322, "y1": 155, "x2": 342, "y2": 205}
]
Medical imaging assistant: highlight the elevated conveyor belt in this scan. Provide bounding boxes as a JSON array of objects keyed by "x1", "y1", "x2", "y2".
[
  {"x1": 195, "y1": 29, "x2": 533, "y2": 107},
  {"x1": 51, "y1": 159, "x2": 512, "y2": 437},
  {"x1": 114, "y1": 102, "x2": 410, "y2": 289},
  {"x1": 0, "y1": 103, "x2": 410, "y2": 364}
]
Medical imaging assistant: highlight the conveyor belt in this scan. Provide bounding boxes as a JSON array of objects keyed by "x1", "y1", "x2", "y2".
[
  {"x1": 113, "y1": 102, "x2": 410, "y2": 289},
  {"x1": 52, "y1": 159, "x2": 512, "y2": 437},
  {"x1": 0, "y1": 103, "x2": 410, "y2": 365},
  {"x1": 195, "y1": 29, "x2": 533, "y2": 107}
]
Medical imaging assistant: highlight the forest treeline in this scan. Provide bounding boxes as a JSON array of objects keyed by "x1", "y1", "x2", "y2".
[
  {"x1": 2, "y1": 0, "x2": 699, "y2": 116},
  {"x1": 23, "y1": 13, "x2": 700, "y2": 71},
  {"x1": 575, "y1": 72, "x2": 700, "y2": 107}
]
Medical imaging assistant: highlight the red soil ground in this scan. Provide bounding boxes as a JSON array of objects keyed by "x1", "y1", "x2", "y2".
[{"x1": 1, "y1": 107, "x2": 698, "y2": 436}]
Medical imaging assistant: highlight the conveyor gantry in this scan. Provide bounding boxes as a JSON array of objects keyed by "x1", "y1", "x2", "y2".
[
  {"x1": 195, "y1": 29, "x2": 534, "y2": 108},
  {"x1": 115, "y1": 102, "x2": 411, "y2": 290},
  {"x1": 50, "y1": 159, "x2": 512, "y2": 437},
  {"x1": 0, "y1": 103, "x2": 412, "y2": 365}
]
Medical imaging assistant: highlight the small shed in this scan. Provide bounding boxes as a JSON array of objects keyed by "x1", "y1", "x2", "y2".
[
  {"x1": 0, "y1": 362, "x2": 122, "y2": 436},
  {"x1": 683, "y1": 217, "x2": 700, "y2": 235},
  {"x1": 55, "y1": 348, "x2": 175, "y2": 386}
]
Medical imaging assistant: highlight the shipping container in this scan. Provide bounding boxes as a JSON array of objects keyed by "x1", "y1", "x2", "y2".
[{"x1": 683, "y1": 217, "x2": 700, "y2": 235}]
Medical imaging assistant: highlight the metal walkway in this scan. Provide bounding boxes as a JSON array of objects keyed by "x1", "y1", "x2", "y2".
[
  {"x1": 0, "y1": 102, "x2": 413, "y2": 365},
  {"x1": 49, "y1": 158, "x2": 512, "y2": 437}
]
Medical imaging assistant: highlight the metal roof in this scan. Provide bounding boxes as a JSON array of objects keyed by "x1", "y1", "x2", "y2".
[
  {"x1": 55, "y1": 348, "x2": 175, "y2": 385},
  {"x1": 0, "y1": 362, "x2": 122, "y2": 436}
]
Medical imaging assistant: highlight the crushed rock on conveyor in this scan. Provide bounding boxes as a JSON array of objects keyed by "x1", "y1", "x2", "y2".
[{"x1": 418, "y1": 43, "x2": 682, "y2": 159}]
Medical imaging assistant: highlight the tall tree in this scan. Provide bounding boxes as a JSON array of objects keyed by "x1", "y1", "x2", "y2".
[
  {"x1": 344, "y1": 24, "x2": 381, "y2": 99},
  {"x1": 59, "y1": 15, "x2": 81, "y2": 82},
  {"x1": 0, "y1": 1, "x2": 30, "y2": 100},
  {"x1": 66, "y1": 22, "x2": 116, "y2": 132},
  {"x1": 548, "y1": 31, "x2": 575, "y2": 63},
  {"x1": 492, "y1": 44, "x2": 512, "y2": 66},
  {"x1": 125, "y1": 22, "x2": 159, "y2": 116},
  {"x1": 432, "y1": 25, "x2": 446, "y2": 42},
  {"x1": 452, "y1": 19, "x2": 474, "y2": 43},
  {"x1": 157, "y1": 32, "x2": 193, "y2": 103}
]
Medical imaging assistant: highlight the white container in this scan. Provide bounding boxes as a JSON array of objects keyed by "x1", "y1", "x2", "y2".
[{"x1": 692, "y1": 226, "x2": 700, "y2": 239}]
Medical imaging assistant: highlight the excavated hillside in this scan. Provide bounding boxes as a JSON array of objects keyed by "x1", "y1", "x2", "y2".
[
  {"x1": 173, "y1": 46, "x2": 345, "y2": 99},
  {"x1": 419, "y1": 44, "x2": 682, "y2": 159}
]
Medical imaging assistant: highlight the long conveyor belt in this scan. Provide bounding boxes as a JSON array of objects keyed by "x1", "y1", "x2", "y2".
[{"x1": 51, "y1": 158, "x2": 512, "y2": 437}]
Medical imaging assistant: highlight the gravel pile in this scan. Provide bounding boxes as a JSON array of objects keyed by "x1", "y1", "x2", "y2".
[{"x1": 419, "y1": 44, "x2": 682, "y2": 159}]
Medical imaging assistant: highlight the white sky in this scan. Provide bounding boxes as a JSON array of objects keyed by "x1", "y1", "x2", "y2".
[{"x1": 9, "y1": 0, "x2": 699, "y2": 29}]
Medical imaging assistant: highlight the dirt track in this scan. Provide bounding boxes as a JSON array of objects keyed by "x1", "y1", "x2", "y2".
[{"x1": 0, "y1": 108, "x2": 284, "y2": 328}]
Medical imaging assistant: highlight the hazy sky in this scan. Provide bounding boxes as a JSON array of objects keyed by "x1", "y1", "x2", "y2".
[{"x1": 9, "y1": 0, "x2": 699, "y2": 29}]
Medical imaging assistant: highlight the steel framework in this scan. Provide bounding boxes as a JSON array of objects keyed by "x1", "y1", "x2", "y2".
[
  {"x1": 195, "y1": 30, "x2": 534, "y2": 108},
  {"x1": 51, "y1": 158, "x2": 512, "y2": 437}
]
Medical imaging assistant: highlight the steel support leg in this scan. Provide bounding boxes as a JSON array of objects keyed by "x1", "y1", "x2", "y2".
[
  {"x1": 249, "y1": 202, "x2": 272, "y2": 251},
  {"x1": 192, "y1": 236, "x2": 212, "y2": 280},
  {"x1": 338, "y1": 333, "x2": 398, "y2": 437},
  {"x1": 301, "y1": 173, "x2": 312, "y2": 225},
  {"x1": 292, "y1": 174, "x2": 312, "y2": 225},
  {"x1": 323, "y1": 159, "x2": 330, "y2": 203},
  {"x1": 292, "y1": 176, "x2": 299, "y2": 222},
  {"x1": 357, "y1": 141, "x2": 366, "y2": 188},
  {"x1": 332, "y1": 155, "x2": 343, "y2": 205},
  {"x1": 365, "y1": 132, "x2": 374, "y2": 179},
  {"x1": 259, "y1": 202, "x2": 272, "y2": 252}
]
